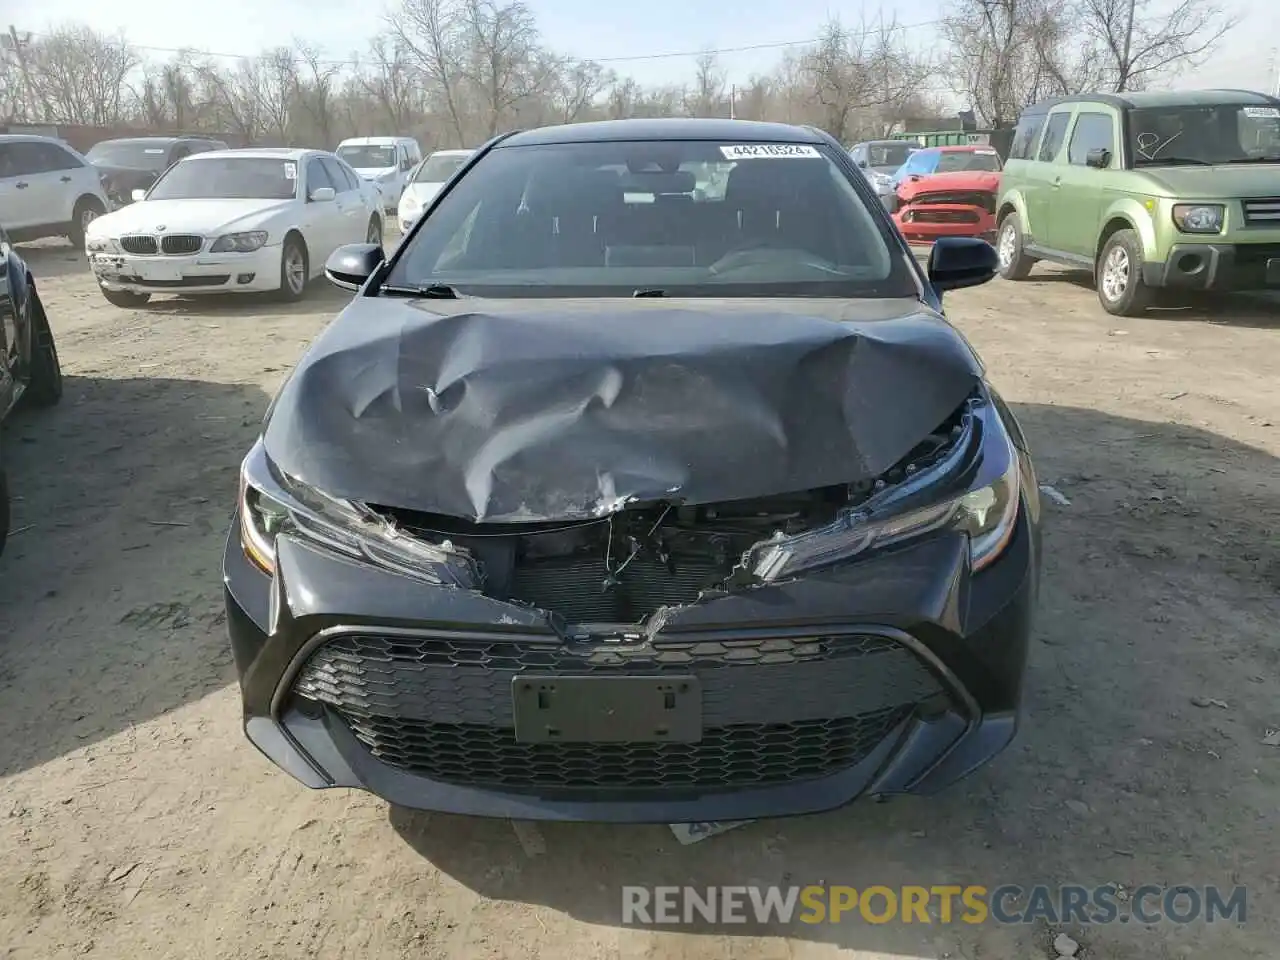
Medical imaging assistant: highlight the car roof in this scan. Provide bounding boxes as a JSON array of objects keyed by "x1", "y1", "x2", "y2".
[
  {"x1": 428, "y1": 148, "x2": 475, "y2": 157},
  {"x1": 500, "y1": 118, "x2": 827, "y2": 147},
  {"x1": 340, "y1": 136, "x2": 415, "y2": 145},
  {"x1": 187, "y1": 147, "x2": 315, "y2": 161},
  {"x1": 854, "y1": 139, "x2": 916, "y2": 147},
  {"x1": 90, "y1": 136, "x2": 206, "y2": 146},
  {"x1": 0, "y1": 133, "x2": 67, "y2": 143},
  {"x1": 1025, "y1": 88, "x2": 1280, "y2": 114}
]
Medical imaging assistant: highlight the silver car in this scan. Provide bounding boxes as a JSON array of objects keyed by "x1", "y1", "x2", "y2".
[{"x1": 849, "y1": 139, "x2": 921, "y2": 213}]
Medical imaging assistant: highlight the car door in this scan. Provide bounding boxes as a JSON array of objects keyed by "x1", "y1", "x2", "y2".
[
  {"x1": 20, "y1": 140, "x2": 83, "y2": 228},
  {"x1": 0, "y1": 141, "x2": 46, "y2": 229},
  {"x1": 303, "y1": 157, "x2": 344, "y2": 261},
  {"x1": 320, "y1": 156, "x2": 367, "y2": 243},
  {"x1": 1022, "y1": 108, "x2": 1074, "y2": 249},
  {"x1": 1046, "y1": 109, "x2": 1119, "y2": 257}
]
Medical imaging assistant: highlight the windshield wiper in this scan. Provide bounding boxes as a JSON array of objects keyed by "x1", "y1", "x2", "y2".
[
  {"x1": 1224, "y1": 156, "x2": 1280, "y2": 164},
  {"x1": 380, "y1": 284, "x2": 461, "y2": 299},
  {"x1": 1137, "y1": 157, "x2": 1211, "y2": 166},
  {"x1": 632, "y1": 288, "x2": 667, "y2": 297}
]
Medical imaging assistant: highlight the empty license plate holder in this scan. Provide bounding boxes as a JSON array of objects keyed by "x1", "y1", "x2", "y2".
[{"x1": 512, "y1": 676, "x2": 702, "y2": 743}]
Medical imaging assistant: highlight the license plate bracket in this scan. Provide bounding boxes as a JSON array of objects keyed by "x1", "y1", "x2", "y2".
[
  {"x1": 1265, "y1": 257, "x2": 1280, "y2": 285},
  {"x1": 139, "y1": 261, "x2": 183, "y2": 282},
  {"x1": 512, "y1": 676, "x2": 702, "y2": 743}
]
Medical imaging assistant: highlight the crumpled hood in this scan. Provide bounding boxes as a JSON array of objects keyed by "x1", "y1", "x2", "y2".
[
  {"x1": 262, "y1": 298, "x2": 984, "y2": 523},
  {"x1": 89, "y1": 198, "x2": 294, "y2": 239},
  {"x1": 898, "y1": 170, "x2": 1001, "y2": 202},
  {"x1": 1130, "y1": 164, "x2": 1280, "y2": 199}
]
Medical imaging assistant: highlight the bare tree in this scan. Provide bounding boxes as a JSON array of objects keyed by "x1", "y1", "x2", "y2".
[
  {"x1": 24, "y1": 26, "x2": 139, "y2": 125},
  {"x1": 548, "y1": 58, "x2": 610, "y2": 123},
  {"x1": 393, "y1": 0, "x2": 468, "y2": 144},
  {"x1": 255, "y1": 48, "x2": 298, "y2": 143},
  {"x1": 1076, "y1": 0, "x2": 1237, "y2": 91},
  {"x1": 294, "y1": 42, "x2": 341, "y2": 146},
  {"x1": 457, "y1": 0, "x2": 548, "y2": 137},
  {"x1": 358, "y1": 35, "x2": 423, "y2": 133},
  {"x1": 684, "y1": 51, "x2": 726, "y2": 117}
]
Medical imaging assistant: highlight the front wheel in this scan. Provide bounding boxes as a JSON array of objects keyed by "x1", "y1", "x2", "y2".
[
  {"x1": 69, "y1": 196, "x2": 106, "y2": 250},
  {"x1": 1096, "y1": 229, "x2": 1153, "y2": 317},
  {"x1": 99, "y1": 286, "x2": 151, "y2": 308},
  {"x1": 995, "y1": 215, "x2": 1035, "y2": 280},
  {"x1": 276, "y1": 236, "x2": 309, "y2": 302}
]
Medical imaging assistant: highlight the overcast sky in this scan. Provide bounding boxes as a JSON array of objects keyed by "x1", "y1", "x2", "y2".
[{"x1": 17, "y1": 0, "x2": 1279, "y2": 104}]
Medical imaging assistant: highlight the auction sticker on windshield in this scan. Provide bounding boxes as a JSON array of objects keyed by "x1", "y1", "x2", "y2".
[
  {"x1": 1243, "y1": 107, "x2": 1280, "y2": 119},
  {"x1": 720, "y1": 144, "x2": 821, "y2": 160},
  {"x1": 284, "y1": 162, "x2": 297, "y2": 180}
]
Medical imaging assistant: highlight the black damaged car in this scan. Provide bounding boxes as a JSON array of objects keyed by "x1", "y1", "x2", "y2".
[{"x1": 223, "y1": 119, "x2": 1041, "y2": 822}]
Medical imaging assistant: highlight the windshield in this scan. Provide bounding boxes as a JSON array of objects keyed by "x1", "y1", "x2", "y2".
[
  {"x1": 386, "y1": 139, "x2": 912, "y2": 299},
  {"x1": 86, "y1": 141, "x2": 172, "y2": 170},
  {"x1": 1129, "y1": 104, "x2": 1280, "y2": 165},
  {"x1": 415, "y1": 154, "x2": 471, "y2": 183},
  {"x1": 147, "y1": 157, "x2": 298, "y2": 200},
  {"x1": 338, "y1": 144, "x2": 397, "y2": 169},
  {"x1": 937, "y1": 150, "x2": 1002, "y2": 173},
  {"x1": 866, "y1": 143, "x2": 917, "y2": 167}
]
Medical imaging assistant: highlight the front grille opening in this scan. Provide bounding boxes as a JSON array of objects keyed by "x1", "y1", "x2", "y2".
[
  {"x1": 374, "y1": 399, "x2": 974, "y2": 625},
  {"x1": 340, "y1": 709, "x2": 909, "y2": 790}
]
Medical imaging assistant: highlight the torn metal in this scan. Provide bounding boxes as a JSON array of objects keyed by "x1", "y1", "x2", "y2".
[{"x1": 262, "y1": 296, "x2": 984, "y2": 524}]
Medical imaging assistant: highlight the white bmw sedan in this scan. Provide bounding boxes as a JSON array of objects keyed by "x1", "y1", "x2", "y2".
[{"x1": 85, "y1": 148, "x2": 384, "y2": 306}]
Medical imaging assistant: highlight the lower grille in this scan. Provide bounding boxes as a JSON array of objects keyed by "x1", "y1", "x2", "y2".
[
  {"x1": 160, "y1": 234, "x2": 203, "y2": 254},
  {"x1": 913, "y1": 209, "x2": 980, "y2": 224},
  {"x1": 123, "y1": 274, "x2": 230, "y2": 288},
  {"x1": 120, "y1": 235, "x2": 158, "y2": 255},
  {"x1": 343, "y1": 712, "x2": 909, "y2": 789},
  {"x1": 914, "y1": 191, "x2": 995, "y2": 213},
  {"x1": 294, "y1": 630, "x2": 947, "y2": 792}
]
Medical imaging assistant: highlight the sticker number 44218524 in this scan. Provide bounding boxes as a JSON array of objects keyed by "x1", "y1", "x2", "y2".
[{"x1": 719, "y1": 144, "x2": 821, "y2": 160}]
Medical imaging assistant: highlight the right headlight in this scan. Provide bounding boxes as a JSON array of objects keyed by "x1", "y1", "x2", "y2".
[
  {"x1": 211, "y1": 231, "x2": 268, "y2": 253},
  {"x1": 238, "y1": 438, "x2": 479, "y2": 586},
  {"x1": 744, "y1": 401, "x2": 1021, "y2": 582}
]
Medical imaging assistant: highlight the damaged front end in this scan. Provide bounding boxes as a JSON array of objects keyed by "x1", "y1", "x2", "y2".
[{"x1": 238, "y1": 389, "x2": 1017, "y2": 636}]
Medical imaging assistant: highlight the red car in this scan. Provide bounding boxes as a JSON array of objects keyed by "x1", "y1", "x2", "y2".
[{"x1": 891, "y1": 146, "x2": 1002, "y2": 245}]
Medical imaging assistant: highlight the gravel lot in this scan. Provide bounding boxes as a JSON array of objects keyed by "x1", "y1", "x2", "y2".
[{"x1": 1, "y1": 232, "x2": 1277, "y2": 960}]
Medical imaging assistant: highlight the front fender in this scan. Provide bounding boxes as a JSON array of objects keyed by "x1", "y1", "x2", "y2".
[
  {"x1": 995, "y1": 188, "x2": 1029, "y2": 229},
  {"x1": 1100, "y1": 196, "x2": 1160, "y2": 261}
]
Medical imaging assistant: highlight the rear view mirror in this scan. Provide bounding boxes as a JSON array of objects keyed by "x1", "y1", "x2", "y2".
[
  {"x1": 928, "y1": 236, "x2": 998, "y2": 293},
  {"x1": 310, "y1": 186, "x2": 336, "y2": 202},
  {"x1": 131, "y1": 188, "x2": 147, "y2": 202},
  {"x1": 1086, "y1": 148, "x2": 1111, "y2": 169},
  {"x1": 325, "y1": 242, "x2": 383, "y2": 291}
]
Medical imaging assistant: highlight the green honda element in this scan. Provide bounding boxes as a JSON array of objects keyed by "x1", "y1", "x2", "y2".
[{"x1": 994, "y1": 90, "x2": 1280, "y2": 315}]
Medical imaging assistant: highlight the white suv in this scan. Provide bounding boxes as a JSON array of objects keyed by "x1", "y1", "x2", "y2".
[{"x1": 0, "y1": 134, "x2": 110, "y2": 249}]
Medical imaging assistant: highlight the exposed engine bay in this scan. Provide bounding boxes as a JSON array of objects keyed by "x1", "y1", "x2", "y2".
[{"x1": 371, "y1": 398, "x2": 974, "y2": 628}]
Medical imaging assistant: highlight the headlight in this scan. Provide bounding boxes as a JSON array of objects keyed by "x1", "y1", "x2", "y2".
[
  {"x1": 211, "y1": 231, "x2": 268, "y2": 253},
  {"x1": 85, "y1": 237, "x2": 115, "y2": 252},
  {"x1": 1172, "y1": 204, "x2": 1224, "y2": 234},
  {"x1": 238, "y1": 439, "x2": 479, "y2": 586},
  {"x1": 744, "y1": 402, "x2": 1020, "y2": 582}
]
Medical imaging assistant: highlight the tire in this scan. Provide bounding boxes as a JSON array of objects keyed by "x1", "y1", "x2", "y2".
[
  {"x1": 995, "y1": 213, "x2": 1036, "y2": 280},
  {"x1": 0, "y1": 465, "x2": 8, "y2": 557},
  {"x1": 99, "y1": 286, "x2": 151, "y2": 308},
  {"x1": 24, "y1": 292, "x2": 63, "y2": 408},
  {"x1": 366, "y1": 217, "x2": 383, "y2": 245},
  {"x1": 1096, "y1": 229, "x2": 1153, "y2": 317},
  {"x1": 276, "y1": 235, "x2": 309, "y2": 302},
  {"x1": 68, "y1": 196, "x2": 106, "y2": 250}
]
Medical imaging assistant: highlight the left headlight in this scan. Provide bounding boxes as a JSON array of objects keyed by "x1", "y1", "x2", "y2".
[
  {"x1": 1172, "y1": 203, "x2": 1224, "y2": 234},
  {"x1": 211, "y1": 231, "x2": 268, "y2": 253},
  {"x1": 85, "y1": 236, "x2": 116, "y2": 252},
  {"x1": 744, "y1": 401, "x2": 1021, "y2": 582},
  {"x1": 238, "y1": 438, "x2": 479, "y2": 586}
]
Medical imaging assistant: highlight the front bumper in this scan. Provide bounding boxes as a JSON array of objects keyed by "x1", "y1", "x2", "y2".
[
  {"x1": 1141, "y1": 242, "x2": 1280, "y2": 291},
  {"x1": 894, "y1": 206, "x2": 997, "y2": 244},
  {"x1": 223, "y1": 465, "x2": 1040, "y2": 822},
  {"x1": 88, "y1": 244, "x2": 283, "y2": 295}
]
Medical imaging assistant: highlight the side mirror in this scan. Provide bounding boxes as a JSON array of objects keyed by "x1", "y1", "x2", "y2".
[
  {"x1": 310, "y1": 186, "x2": 336, "y2": 202},
  {"x1": 927, "y1": 236, "x2": 998, "y2": 293},
  {"x1": 131, "y1": 188, "x2": 147, "y2": 202},
  {"x1": 856, "y1": 159, "x2": 868, "y2": 168},
  {"x1": 1086, "y1": 148, "x2": 1111, "y2": 169},
  {"x1": 325, "y1": 242, "x2": 383, "y2": 291}
]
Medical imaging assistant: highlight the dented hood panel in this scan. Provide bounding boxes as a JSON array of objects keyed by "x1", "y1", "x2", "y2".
[{"x1": 262, "y1": 297, "x2": 983, "y2": 523}]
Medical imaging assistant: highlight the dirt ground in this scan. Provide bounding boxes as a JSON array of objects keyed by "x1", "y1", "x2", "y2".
[{"x1": 1, "y1": 231, "x2": 1277, "y2": 960}]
